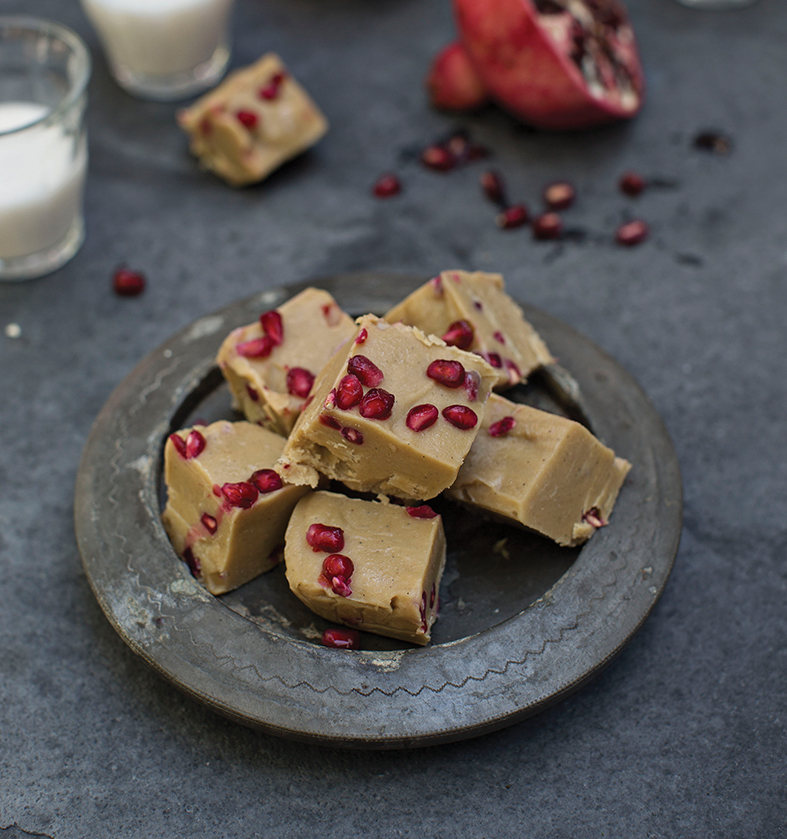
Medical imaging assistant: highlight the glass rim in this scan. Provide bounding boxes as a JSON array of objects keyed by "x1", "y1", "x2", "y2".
[{"x1": 0, "y1": 16, "x2": 92, "y2": 138}]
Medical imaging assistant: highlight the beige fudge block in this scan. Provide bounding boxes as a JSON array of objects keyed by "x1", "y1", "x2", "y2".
[
  {"x1": 161, "y1": 420, "x2": 310, "y2": 595},
  {"x1": 278, "y1": 315, "x2": 497, "y2": 500},
  {"x1": 177, "y1": 53, "x2": 328, "y2": 187},
  {"x1": 285, "y1": 491, "x2": 446, "y2": 645},
  {"x1": 384, "y1": 270, "x2": 553, "y2": 389},
  {"x1": 217, "y1": 288, "x2": 356, "y2": 437},
  {"x1": 447, "y1": 394, "x2": 631, "y2": 546}
]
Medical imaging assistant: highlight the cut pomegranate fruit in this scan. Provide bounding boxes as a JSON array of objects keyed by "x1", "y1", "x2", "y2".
[
  {"x1": 220, "y1": 481, "x2": 259, "y2": 509},
  {"x1": 347, "y1": 355, "x2": 384, "y2": 387},
  {"x1": 259, "y1": 309, "x2": 284, "y2": 344},
  {"x1": 359, "y1": 388, "x2": 395, "y2": 420},
  {"x1": 426, "y1": 41, "x2": 489, "y2": 111},
  {"x1": 250, "y1": 468, "x2": 283, "y2": 493},
  {"x1": 616, "y1": 218, "x2": 648, "y2": 246},
  {"x1": 496, "y1": 204, "x2": 529, "y2": 229},
  {"x1": 406, "y1": 504, "x2": 438, "y2": 519},
  {"x1": 236, "y1": 335, "x2": 275, "y2": 358},
  {"x1": 112, "y1": 267, "x2": 146, "y2": 297},
  {"x1": 543, "y1": 181, "x2": 575, "y2": 210},
  {"x1": 443, "y1": 405, "x2": 479, "y2": 429},
  {"x1": 489, "y1": 415, "x2": 517, "y2": 436},
  {"x1": 619, "y1": 170, "x2": 646, "y2": 196},
  {"x1": 453, "y1": 0, "x2": 645, "y2": 130},
  {"x1": 406, "y1": 403, "x2": 439, "y2": 432},
  {"x1": 200, "y1": 513, "x2": 218, "y2": 535},
  {"x1": 322, "y1": 628, "x2": 361, "y2": 650},
  {"x1": 323, "y1": 553, "x2": 354, "y2": 580},
  {"x1": 286, "y1": 367, "x2": 315, "y2": 399},
  {"x1": 442, "y1": 319, "x2": 475, "y2": 350},
  {"x1": 426, "y1": 359, "x2": 466, "y2": 388},
  {"x1": 373, "y1": 173, "x2": 402, "y2": 198},
  {"x1": 533, "y1": 212, "x2": 563, "y2": 240},
  {"x1": 306, "y1": 523, "x2": 345, "y2": 553},
  {"x1": 335, "y1": 374, "x2": 364, "y2": 410}
]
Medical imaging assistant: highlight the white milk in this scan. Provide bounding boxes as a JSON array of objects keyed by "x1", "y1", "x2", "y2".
[
  {"x1": 81, "y1": 0, "x2": 234, "y2": 77},
  {"x1": 0, "y1": 103, "x2": 87, "y2": 260}
]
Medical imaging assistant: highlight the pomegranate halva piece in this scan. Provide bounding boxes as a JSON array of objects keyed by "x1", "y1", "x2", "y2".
[
  {"x1": 216, "y1": 288, "x2": 356, "y2": 437},
  {"x1": 176, "y1": 53, "x2": 328, "y2": 187},
  {"x1": 384, "y1": 270, "x2": 554, "y2": 389},
  {"x1": 446, "y1": 394, "x2": 631, "y2": 547},
  {"x1": 278, "y1": 315, "x2": 497, "y2": 500},
  {"x1": 161, "y1": 420, "x2": 309, "y2": 595},
  {"x1": 284, "y1": 491, "x2": 446, "y2": 645}
]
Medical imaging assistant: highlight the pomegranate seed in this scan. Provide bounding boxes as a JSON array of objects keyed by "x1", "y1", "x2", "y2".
[
  {"x1": 306, "y1": 523, "x2": 345, "y2": 553},
  {"x1": 442, "y1": 405, "x2": 478, "y2": 429},
  {"x1": 322, "y1": 628, "x2": 360, "y2": 650},
  {"x1": 420, "y1": 591, "x2": 427, "y2": 631},
  {"x1": 430, "y1": 274, "x2": 443, "y2": 293},
  {"x1": 359, "y1": 387, "x2": 395, "y2": 420},
  {"x1": 112, "y1": 267, "x2": 146, "y2": 297},
  {"x1": 616, "y1": 219, "x2": 649, "y2": 246},
  {"x1": 373, "y1": 173, "x2": 402, "y2": 198},
  {"x1": 505, "y1": 358, "x2": 522, "y2": 385},
  {"x1": 463, "y1": 370, "x2": 480, "y2": 402},
  {"x1": 477, "y1": 350, "x2": 502, "y2": 368},
  {"x1": 186, "y1": 429, "x2": 206, "y2": 458},
  {"x1": 330, "y1": 576, "x2": 352, "y2": 597},
  {"x1": 493, "y1": 331, "x2": 506, "y2": 345},
  {"x1": 286, "y1": 367, "x2": 315, "y2": 399},
  {"x1": 496, "y1": 204, "x2": 529, "y2": 229},
  {"x1": 183, "y1": 547, "x2": 200, "y2": 576},
  {"x1": 421, "y1": 144, "x2": 456, "y2": 172},
  {"x1": 619, "y1": 171, "x2": 646, "y2": 196},
  {"x1": 584, "y1": 507, "x2": 608, "y2": 528},
  {"x1": 236, "y1": 109, "x2": 258, "y2": 129},
  {"x1": 323, "y1": 553, "x2": 354, "y2": 580},
  {"x1": 543, "y1": 181, "x2": 575, "y2": 210},
  {"x1": 480, "y1": 170, "x2": 507, "y2": 205},
  {"x1": 259, "y1": 71, "x2": 287, "y2": 100},
  {"x1": 693, "y1": 130, "x2": 731, "y2": 154},
  {"x1": 198, "y1": 116, "x2": 212, "y2": 136},
  {"x1": 489, "y1": 416, "x2": 516, "y2": 437},
  {"x1": 236, "y1": 335, "x2": 275, "y2": 358},
  {"x1": 168, "y1": 433, "x2": 188, "y2": 459},
  {"x1": 347, "y1": 355, "x2": 384, "y2": 387},
  {"x1": 259, "y1": 310, "x2": 284, "y2": 344},
  {"x1": 426, "y1": 359, "x2": 465, "y2": 388},
  {"x1": 319, "y1": 413, "x2": 342, "y2": 430},
  {"x1": 441, "y1": 319, "x2": 474, "y2": 350},
  {"x1": 245, "y1": 384, "x2": 259, "y2": 402},
  {"x1": 200, "y1": 513, "x2": 218, "y2": 535},
  {"x1": 473, "y1": 300, "x2": 483, "y2": 311},
  {"x1": 336, "y1": 375, "x2": 363, "y2": 410},
  {"x1": 533, "y1": 212, "x2": 562, "y2": 240},
  {"x1": 341, "y1": 427, "x2": 364, "y2": 445},
  {"x1": 406, "y1": 403, "x2": 439, "y2": 432},
  {"x1": 355, "y1": 328, "x2": 368, "y2": 344},
  {"x1": 250, "y1": 468, "x2": 282, "y2": 493},
  {"x1": 220, "y1": 481, "x2": 259, "y2": 509},
  {"x1": 406, "y1": 505, "x2": 438, "y2": 519}
]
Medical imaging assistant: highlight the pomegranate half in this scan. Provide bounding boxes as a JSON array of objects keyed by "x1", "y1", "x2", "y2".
[{"x1": 452, "y1": 0, "x2": 644, "y2": 130}]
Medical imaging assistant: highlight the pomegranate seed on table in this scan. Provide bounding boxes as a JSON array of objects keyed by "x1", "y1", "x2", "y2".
[
  {"x1": 420, "y1": 144, "x2": 456, "y2": 172},
  {"x1": 480, "y1": 170, "x2": 507, "y2": 205},
  {"x1": 532, "y1": 212, "x2": 563, "y2": 240},
  {"x1": 373, "y1": 173, "x2": 402, "y2": 198},
  {"x1": 112, "y1": 267, "x2": 146, "y2": 297},
  {"x1": 619, "y1": 171, "x2": 646, "y2": 196},
  {"x1": 496, "y1": 204, "x2": 529, "y2": 229},
  {"x1": 616, "y1": 219, "x2": 649, "y2": 246},
  {"x1": 543, "y1": 181, "x2": 575, "y2": 210}
]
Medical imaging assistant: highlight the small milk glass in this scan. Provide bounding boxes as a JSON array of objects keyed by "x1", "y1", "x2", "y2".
[{"x1": 0, "y1": 17, "x2": 91, "y2": 282}]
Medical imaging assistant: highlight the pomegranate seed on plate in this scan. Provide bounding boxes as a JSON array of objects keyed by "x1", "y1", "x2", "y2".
[{"x1": 113, "y1": 267, "x2": 146, "y2": 297}]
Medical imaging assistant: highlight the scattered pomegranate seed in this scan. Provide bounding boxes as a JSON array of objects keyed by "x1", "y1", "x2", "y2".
[
  {"x1": 330, "y1": 576, "x2": 352, "y2": 597},
  {"x1": 319, "y1": 413, "x2": 342, "y2": 430},
  {"x1": 426, "y1": 359, "x2": 465, "y2": 388},
  {"x1": 183, "y1": 547, "x2": 200, "y2": 576},
  {"x1": 421, "y1": 144, "x2": 456, "y2": 172},
  {"x1": 347, "y1": 354, "x2": 384, "y2": 387},
  {"x1": 341, "y1": 427, "x2": 364, "y2": 445},
  {"x1": 259, "y1": 310, "x2": 284, "y2": 344},
  {"x1": 336, "y1": 374, "x2": 364, "y2": 410},
  {"x1": 236, "y1": 335, "x2": 275, "y2": 358},
  {"x1": 185, "y1": 429, "x2": 206, "y2": 458},
  {"x1": 373, "y1": 173, "x2": 402, "y2": 198},
  {"x1": 505, "y1": 358, "x2": 522, "y2": 385},
  {"x1": 406, "y1": 505, "x2": 438, "y2": 519},
  {"x1": 533, "y1": 212, "x2": 562, "y2": 240},
  {"x1": 477, "y1": 350, "x2": 502, "y2": 368},
  {"x1": 480, "y1": 170, "x2": 507, "y2": 205},
  {"x1": 359, "y1": 387, "x2": 395, "y2": 420},
  {"x1": 322, "y1": 628, "x2": 360, "y2": 650},
  {"x1": 323, "y1": 553, "x2": 354, "y2": 580},
  {"x1": 463, "y1": 370, "x2": 480, "y2": 402},
  {"x1": 496, "y1": 204, "x2": 529, "y2": 229},
  {"x1": 543, "y1": 181, "x2": 575, "y2": 210},
  {"x1": 236, "y1": 109, "x2": 258, "y2": 129},
  {"x1": 245, "y1": 384, "x2": 259, "y2": 402},
  {"x1": 200, "y1": 513, "x2": 218, "y2": 535},
  {"x1": 493, "y1": 331, "x2": 506, "y2": 345},
  {"x1": 441, "y1": 319, "x2": 474, "y2": 350},
  {"x1": 616, "y1": 219, "x2": 649, "y2": 246},
  {"x1": 259, "y1": 71, "x2": 287, "y2": 100},
  {"x1": 489, "y1": 416, "x2": 516, "y2": 437},
  {"x1": 250, "y1": 468, "x2": 283, "y2": 494},
  {"x1": 619, "y1": 171, "x2": 646, "y2": 196},
  {"x1": 583, "y1": 507, "x2": 608, "y2": 528},
  {"x1": 286, "y1": 367, "x2": 315, "y2": 399},
  {"x1": 693, "y1": 130, "x2": 731, "y2": 154},
  {"x1": 168, "y1": 433, "x2": 188, "y2": 459},
  {"x1": 406, "y1": 403, "x2": 439, "y2": 432},
  {"x1": 112, "y1": 267, "x2": 146, "y2": 297},
  {"x1": 355, "y1": 328, "x2": 368, "y2": 344},
  {"x1": 307, "y1": 523, "x2": 345, "y2": 553},
  {"x1": 220, "y1": 481, "x2": 259, "y2": 509},
  {"x1": 442, "y1": 405, "x2": 478, "y2": 429}
]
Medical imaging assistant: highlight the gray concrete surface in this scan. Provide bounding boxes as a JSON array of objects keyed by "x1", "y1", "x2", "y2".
[{"x1": 1, "y1": 0, "x2": 785, "y2": 836}]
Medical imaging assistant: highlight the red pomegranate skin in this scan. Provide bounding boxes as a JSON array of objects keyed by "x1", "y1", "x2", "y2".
[
  {"x1": 426, "y1": 41, "x2": 489, "y2": 111},
  {"x1": 452, "y1": 0, "x2": 644, "y2": 130}
]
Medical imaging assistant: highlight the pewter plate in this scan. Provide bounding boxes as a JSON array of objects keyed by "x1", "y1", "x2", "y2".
[{"x1": 74, "y1": 272, "x2": 682, "y2": 749}]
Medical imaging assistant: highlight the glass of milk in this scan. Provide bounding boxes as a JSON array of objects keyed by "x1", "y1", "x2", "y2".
[
  {"x1": 0, "y1": 18, "x2": 91, "y2": 282},
  {"x1": 80, "y1": 0, "x2": 235, "y2": 101}
]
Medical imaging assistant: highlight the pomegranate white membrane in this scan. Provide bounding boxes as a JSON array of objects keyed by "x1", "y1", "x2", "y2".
[{"x1": 80, "y1": 0, "x2": 235, "y2": 100}]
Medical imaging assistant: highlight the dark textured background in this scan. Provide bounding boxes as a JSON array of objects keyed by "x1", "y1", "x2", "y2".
[{"x1": 1, "y1": 0, "x2": 785, "y2": 836}]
